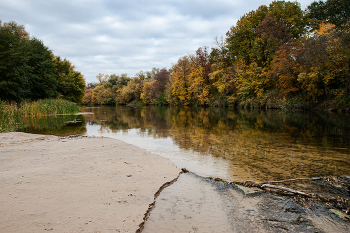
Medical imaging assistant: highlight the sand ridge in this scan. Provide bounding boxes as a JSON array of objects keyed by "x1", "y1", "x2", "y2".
[{"x1": 0, "y1": 132, "x2": 180, "y2": 232}]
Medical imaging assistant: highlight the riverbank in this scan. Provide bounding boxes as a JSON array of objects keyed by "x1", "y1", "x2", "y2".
[{"x1": 0, "y1": 132, "x2": 180, "y2": 232}]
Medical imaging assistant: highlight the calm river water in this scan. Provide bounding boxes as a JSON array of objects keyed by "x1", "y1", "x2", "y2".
[{"x1": 20, "y1": 106, "x2": 350, "y2": 232}]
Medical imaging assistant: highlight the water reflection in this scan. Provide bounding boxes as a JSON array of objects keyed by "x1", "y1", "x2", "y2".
[
  {"x1": 20, "y1": 114, "x2": 86, "y2": 136},
  {"x1": 80, "y1": 106, "x2": 350, "y2": 183}
]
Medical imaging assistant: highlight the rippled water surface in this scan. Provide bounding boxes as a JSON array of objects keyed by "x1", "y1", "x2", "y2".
[{"x1": 20, "y1": 106, "x2": 350, "y2": 232}]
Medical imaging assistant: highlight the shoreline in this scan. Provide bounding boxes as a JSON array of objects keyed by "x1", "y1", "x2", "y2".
[{"x1": 0, "y1": 132, "x2": 180, "y2": 233}]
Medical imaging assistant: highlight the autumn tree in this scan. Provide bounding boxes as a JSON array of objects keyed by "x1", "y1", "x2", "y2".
[
  {"x1": 141, "y1": 81, "x2": 157, "y2": 104},
  {"x1": 136, "y1": 70, "x2": 147, "y2": 81},
  {"x1": 117, "y1": 77, "x2": 143, "y2": 104},
  {"x1": 145, "y1": 67, "x2": 160, "y2": 81},
  {"x1": 226, "y1": 1, "x2": 307, "y2": 67},
  {"x1": 154, "y1": 68, "x2": 170, "y2": 94},
  {"x1": 83, "y1": 88, "x2": 94, "y2": 105},
  {"x1": 96, "y1": 73, "x2": 109, "y2": 84},
  {"x1": 270, "y1": 41, "x2": 301, "y2": 96},
  {"x1": 271, "y1": 22, "x2": 350, "y2": 102},
  {"x1": 188, "y1": 47, "x2": 213, "y2": 105},
  {"x1": 141, "y1": 68, "x2": 170, "y2": 105},
  {"x1": 255, "y1": 16, "x2": 292, "y2": 66},
  {"x1": 168, "y1": 56, "x2": 193, "y2": 105},
  {"x1": 92, "y1": 85, "x2": 114, "y2": 105},
  {"x1": 88, "y1": 73, "x2": 132, "y2": 105},
  {"x1": 301, "y1": 23, "x2": 350, "y2": 98}
]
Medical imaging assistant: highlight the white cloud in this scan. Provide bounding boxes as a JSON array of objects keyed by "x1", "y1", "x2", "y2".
[{"x1": 0, "y1": 0, "x2": 316, "y2": 83}]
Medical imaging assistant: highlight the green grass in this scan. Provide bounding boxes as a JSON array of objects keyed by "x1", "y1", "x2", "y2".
[{"x1": 0, "y1": 99, "x2": 79, "y2": 132}]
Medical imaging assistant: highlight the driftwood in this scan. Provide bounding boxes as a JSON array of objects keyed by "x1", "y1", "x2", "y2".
[
  {"x1": 264, "y1": 177, "x2": 321, "y2": 184},
  {"x1": 257, "y1": 177, "x2": 323, "y2": 196},
  {"x1": 182, "y1": 168, "x2": 350, "y2": 215},
  {"x1": 260, "y1": 183, "x2": 311, "y2": 196},
  {"x1": 203, "y1": 175, "x2": 313, "y2": 196}
]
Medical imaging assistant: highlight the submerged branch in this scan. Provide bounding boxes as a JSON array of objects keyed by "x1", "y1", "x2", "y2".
[
  {"x1": 263, "y1": 177, "x2": 322, "y2": 184},
  {"x1": 260, "y1": 183, "x2": 311, "y2": 196},
  {"x1": 181, "y1": 168, "x2": 350, "y2": 216}
]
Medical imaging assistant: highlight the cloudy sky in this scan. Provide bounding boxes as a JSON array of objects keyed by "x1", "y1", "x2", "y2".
[{"x1": 1, "y1": 0, "x2": 315, "y2": 83}]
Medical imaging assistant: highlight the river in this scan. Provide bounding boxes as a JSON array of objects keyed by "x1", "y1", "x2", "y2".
[{"x1": 20, "y1": 106, "x2": 350, "y2": 232}]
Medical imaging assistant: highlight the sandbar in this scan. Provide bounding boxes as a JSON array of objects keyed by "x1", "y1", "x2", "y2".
[{"x1": 0, "y1": 132, "x2": 180, "y2": 232}]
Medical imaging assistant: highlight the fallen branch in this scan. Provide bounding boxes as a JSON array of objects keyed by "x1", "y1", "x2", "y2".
[
  {"x1": 264, "y1": 177, "x2": 321, "y2": 184},
  {"x1": 300, "y1": 199, "x2": 318, "y2": 216},
  {"x1": 260, "y1": 183, "x2": 311, "y2": 197}
]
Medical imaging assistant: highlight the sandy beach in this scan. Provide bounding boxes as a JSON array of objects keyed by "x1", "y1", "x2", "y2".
[{"x1": 0, "y1": 132, "x2": 180, "y2": 233}]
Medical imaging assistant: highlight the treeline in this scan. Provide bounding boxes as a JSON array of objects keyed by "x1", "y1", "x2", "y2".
[
  {"x1": 0, "y1": 21, "x2": 85, "y2": 103},
  {"x1": 86, "y1": 0, "x2": 350, "y2": 111},
  {"x1": 84, "y1": 68, "x2": 169, "y2": 105}
]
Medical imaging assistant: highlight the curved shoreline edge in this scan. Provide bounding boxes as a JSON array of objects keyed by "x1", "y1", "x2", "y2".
[
  {"x1": 0, "y1": 132, "x2": 181, "y2": 233},
  {"x1": 136, "y1": 173, "x2": 182, "y2": 233}
]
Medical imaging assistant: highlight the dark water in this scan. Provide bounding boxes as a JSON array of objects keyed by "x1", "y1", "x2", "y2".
[{"x1": 19, "y1": 106, "x2": 350, "y2": 232}]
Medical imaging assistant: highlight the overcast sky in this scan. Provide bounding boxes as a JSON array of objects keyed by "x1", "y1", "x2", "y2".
[{"x1": 1, "y1": 0, "x2": 315, "y2": 83}]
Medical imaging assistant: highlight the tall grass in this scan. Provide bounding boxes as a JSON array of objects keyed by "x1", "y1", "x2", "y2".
[
  {"x1": 0, "y1": 101, "x2": 23, "y2": 132},
  {"x1": 0, "y1": 99, "x2": 79, "y2": 132},
  {"x1": 19, "y1": 99, "x2": 79, "y2": 117}
]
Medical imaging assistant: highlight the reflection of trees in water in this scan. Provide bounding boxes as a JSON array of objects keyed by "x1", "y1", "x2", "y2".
[
  {"x1": 88, "y1": 106, "x2": 171, "y2": 137},
  {"x1": 22, "y1": 115, "x2": 87, "y2": 136},
  {"x1": 85, "y1": 106, "x2": 350, "y2": 181}
]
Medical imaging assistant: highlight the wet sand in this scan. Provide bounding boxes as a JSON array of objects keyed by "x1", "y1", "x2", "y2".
[{"x1": 0, "y1": 132, "x2": 180, "y2": 233}]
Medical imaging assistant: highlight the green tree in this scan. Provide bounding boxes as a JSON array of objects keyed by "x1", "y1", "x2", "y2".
[
  {"x1": 53, "y1": 56, "x2": 86, "y2": 103},
  {"x1": 226, "y1": 6, "x2": 267, "y2": 65},
  {"x1": 107, "y1": 73, "x2": 130, "y2": 89},
  {"x1": 26, "y1": 38, "x2": 58, "y2": 100},
  {"x1": 0, "y1": 21, "x2": 30, "y2": 101},
  {"x1": 0, "y1": 20, "x2": 85, "y2": 103},
  {"x1": 0, "y1": 21, "x2": 58, "y2": 101},
  {"x1": 306, "y1": 0, "x2": 350, "y2": 27}
]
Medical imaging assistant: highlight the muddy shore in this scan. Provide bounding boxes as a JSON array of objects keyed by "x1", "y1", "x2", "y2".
[{"x1": 0, "y1": 132, "x2": 180, "y2": 233}]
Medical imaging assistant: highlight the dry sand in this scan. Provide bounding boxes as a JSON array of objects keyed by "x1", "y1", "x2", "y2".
[{"x1": 0, "y1": 132, "x2": 180, "y2": 233}]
